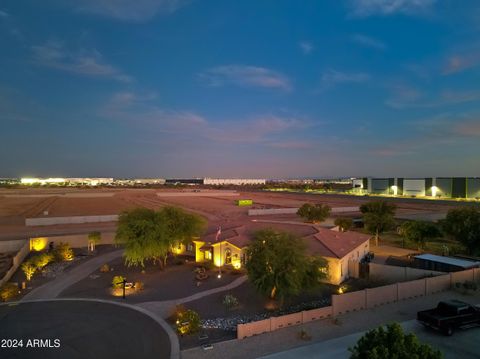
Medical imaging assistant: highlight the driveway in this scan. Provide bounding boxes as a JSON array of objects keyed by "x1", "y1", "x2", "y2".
[
  {"x1": 0, "y1": 300, "x2": 171, "y2": 359},
  {"x1": 259, "y1": 318, "x2": 480, "y2": 359}
]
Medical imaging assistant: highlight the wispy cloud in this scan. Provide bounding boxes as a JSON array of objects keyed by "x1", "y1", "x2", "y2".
[
  {"x1": 443, "y1": 53, "x2": 480, "y2": 75},
  {"x1": 299, "y1": 41, "x2": 314, "y2": 55},
  {"x1": 453, "y1": 120, "x2": 480, "y2": 137},
  {"x1": 199, "y1": 65, "x2": 292, "y2": 91},
  {"x1": 385, "y1": 84, "x2": 480, "y2": 109},
  {"x1": 102, "y1": 92, "x2": 309, "y2": 146},
  {"x1": 267, "y1": 141, "x2": 315, "y2": 149},
  {"x1": 352, "y1": 34, "x2": 386, "y2": 50},
  {"x1": 73, "y1": 0, "x2": 188, "y2": 22},
  {"x1": 32, "y1": 40, "x2": 133, "y2": 82},
  {"x1": 0, "y1": 10, "x2": 9, "y2": 18},
  {"x1": 372, "y1": 113, "x2": 480, "y2": 157},
  {"x1": 321, "y1": 69, "x2": 370, "y2": 88},
  {"x1": 348, "y1": 0, "x2": 436, "y2": 17}
]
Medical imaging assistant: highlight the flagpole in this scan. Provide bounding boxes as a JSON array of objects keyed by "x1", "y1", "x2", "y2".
[{"x1": 217, "y1": 226, "x2": 222, "y2": 279}]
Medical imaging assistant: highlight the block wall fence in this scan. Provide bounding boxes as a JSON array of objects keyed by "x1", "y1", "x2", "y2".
[{"x1": 237, "y1": 268, "x2": 480, "y2": 339}]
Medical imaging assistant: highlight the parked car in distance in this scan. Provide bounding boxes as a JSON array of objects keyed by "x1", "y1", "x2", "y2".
[{"x1": 417, "y1": 300, "x2": 480, "y2": 336}]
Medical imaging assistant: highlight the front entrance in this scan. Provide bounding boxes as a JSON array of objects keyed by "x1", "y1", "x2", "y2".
[{"x1": 225, "y1": 248, "x2": 232, "y2": 265}]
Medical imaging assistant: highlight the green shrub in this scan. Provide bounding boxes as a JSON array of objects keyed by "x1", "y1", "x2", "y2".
[
  {"x1": 21, "y1": 261, "x2": 36, "y2": 281},
  {"x1": 54, "y1": 242, "x2": 74, "y2": 262},
  {"x1": 31, "y1": 252, "x2": 55, "y2": 269},
  {"x1": 176, "y1": 307, "x2": 200, "y2": 335},
  {"x1": 223, "y1": 294, "x2": 239, "y2": 311},
  {"x1": 112, "y1": 275, "x2": 125, "y2": 289},
  {"x1": 0, "y1": 283, "x2": 19, "y2": 302}
]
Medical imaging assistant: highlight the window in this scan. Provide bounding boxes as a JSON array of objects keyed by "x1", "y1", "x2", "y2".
[
  {"x1": 187, "y1": 243, "x2": 193, "y2": 252},
  {"x1": 225, "y1": 249, "x2": 232, "y2": 265},
  {"x1": 205, "y1": 251, "x2": 212, "y2": 260}
]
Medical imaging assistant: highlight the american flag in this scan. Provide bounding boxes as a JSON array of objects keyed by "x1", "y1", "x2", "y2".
[{"x1": 215, "y1": 226, "x2": 222, "y2": 241}]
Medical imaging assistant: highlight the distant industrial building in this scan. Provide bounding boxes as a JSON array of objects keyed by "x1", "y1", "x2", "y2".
[
  {"x1": 204, "y1": 178, "x2": 266, "y2": 186},
  {"x1": 132, "y1": 178, "x2": 166, "y2": 185},
  {"x1": 165, "y1": 178, "x2": 204, "y2": 185},
  {"x1": 353, "y1": 177, "x2": 480, "y2": 199},
  {"x1": 20, "y1": 178, "x2": 114, "y2": 186}
]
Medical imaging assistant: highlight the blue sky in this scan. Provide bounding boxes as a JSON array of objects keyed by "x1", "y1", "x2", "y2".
[{"x1": 1, "y1": 0, "x2": 479, "y2": 178}]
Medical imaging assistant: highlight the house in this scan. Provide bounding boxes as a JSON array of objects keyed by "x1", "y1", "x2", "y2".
[
  {"x1": 305, "y1": 229, "x2": 370, "y2": 284},
  {"x1": 191, "y1": 224, "x2": 370, "y2": 285},
  {"x1": 193, "y1": 226, "x2": 249, "y2": 269}
]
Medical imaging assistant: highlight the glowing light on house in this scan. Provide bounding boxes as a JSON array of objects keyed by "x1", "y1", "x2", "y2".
[
  {"x1": 431, "y1": 186, "x2": 438, "y2": 197},
  {"x1": 30, "y1": 237, "x2": 48, "y2": 251}
]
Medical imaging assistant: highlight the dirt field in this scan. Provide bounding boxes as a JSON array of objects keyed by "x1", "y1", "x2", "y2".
[{"x1": 0, "y1": 187, "x2": 469, "y2": 243}]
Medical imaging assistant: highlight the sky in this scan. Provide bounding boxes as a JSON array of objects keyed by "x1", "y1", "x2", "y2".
[{"x1": 1, "y1": 0, "x2": 479, "y2": 179}]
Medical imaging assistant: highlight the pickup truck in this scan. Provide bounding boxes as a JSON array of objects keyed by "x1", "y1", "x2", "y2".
[{"x1": 417, "y1": 300, "x2": 480, "y2": 336}]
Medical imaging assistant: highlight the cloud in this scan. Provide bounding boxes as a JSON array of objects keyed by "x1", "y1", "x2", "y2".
[
  {"x1": 385, "y1": 84, "x2": 480, "y2": 109},
  {"x1": 452, "y1": 120, "x2": 480, "y2": 137},
  {"x1": 73, "y1": 0, "x2": 188, "y2": 22},
  {"x1": 443, "y1": 54, "x2": 480, "y2": 75},
  {"x1": 199, "y1": 65, "x2": 292, "y2": 91},
  {"x1": 32, "y1": 40, "x2": 133, "y2": 82},
  {"x1": 299, "y1": 41, "x2": 314, "y2": 55},
  {"x1": 102, "y1": 92, "x2": 309, "y2": 145},
  {"x1": 0, "y1": 10, "x2": 9, "y2": 18},
  {"x1": 388, "y1": 114, "x2": 480, "y2": 151},
  {"x1": 321, "y1": 69, "x2": 370, "y2": 87},
  {"x1": 352, "y1": 34, "x2": 386, "y2": 50},
  {"x1": 349, "y1": 0, "x2": 436, "y2": 17},
  {"x1": 267, "y1": 141, "x2": 314, "y2": 149}
]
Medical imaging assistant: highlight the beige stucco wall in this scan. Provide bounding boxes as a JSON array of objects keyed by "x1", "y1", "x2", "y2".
[
  {"x1": 324, "y1": 239, "x2": 370, "y2": 285},
  {"x1": 212, "y1": 241, "x2": 243, "y2": 268}
]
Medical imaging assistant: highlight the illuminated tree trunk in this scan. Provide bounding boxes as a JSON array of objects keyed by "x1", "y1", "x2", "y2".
[{"x1": 270, "y1": 286, "x2": 277, "y2": 299}]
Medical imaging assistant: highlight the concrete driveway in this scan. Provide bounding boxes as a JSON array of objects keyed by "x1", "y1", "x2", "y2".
[
  {"x1": 259, "y1": 319, "x2": 480, "y2": 359},
  {"x1": 0, "y1": 300, "x2": 171, "y2": 359}
]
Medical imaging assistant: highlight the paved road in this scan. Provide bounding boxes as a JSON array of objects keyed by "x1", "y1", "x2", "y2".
[
  {"x1": 259, "y1": 319, "x2": 480, "y2": 359},
  {"x1": 0, "y1": 300, "x2": 171, "y2": 359}
]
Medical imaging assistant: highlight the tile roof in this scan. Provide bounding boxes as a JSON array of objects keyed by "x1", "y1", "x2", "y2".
[
  {"x1": 308, "y1": 228, "x2": 370, "y2": 259},
  {"x1": 199, "y1": 224, "x2": 370, "y2": 259}
]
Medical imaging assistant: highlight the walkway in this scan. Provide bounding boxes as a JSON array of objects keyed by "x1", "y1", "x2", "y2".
[
  {"x1": 22, "y1": 249, "x2": 123, "y2": 300},
  {"x1": 137, "y1": 275, "x2": 248, "y2": 318}
]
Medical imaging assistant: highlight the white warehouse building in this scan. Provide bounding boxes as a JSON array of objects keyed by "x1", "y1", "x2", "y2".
[{"x1": 203, "y1": 178, "x2": 266, "y2": 186}]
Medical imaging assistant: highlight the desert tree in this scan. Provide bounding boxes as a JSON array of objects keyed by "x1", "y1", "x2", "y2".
[
  {"x1": 360, "y1": 201, "x2": 396, "y2": 246},
  {"x1": 245, "y1": 229, "x2": 328, "y2": 303}
]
